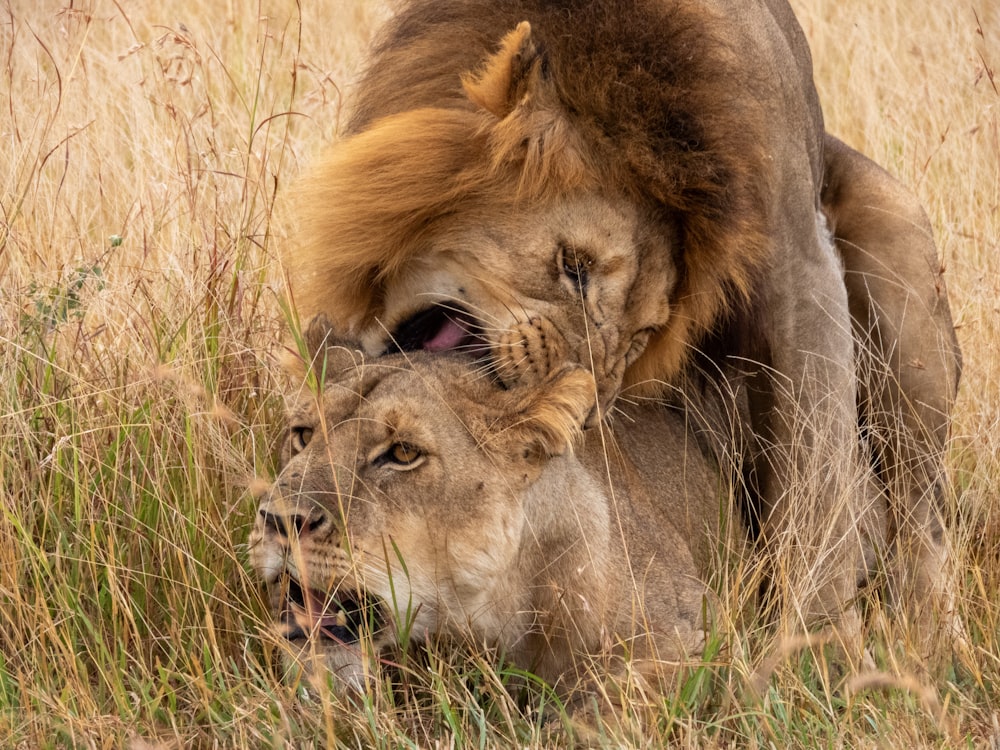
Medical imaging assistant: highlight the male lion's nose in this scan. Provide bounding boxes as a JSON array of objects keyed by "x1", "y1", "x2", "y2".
[{"x1": 259, "y1": 505, "x2": 326, "y2": 538}]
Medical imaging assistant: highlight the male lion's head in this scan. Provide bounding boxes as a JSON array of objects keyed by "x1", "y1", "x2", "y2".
[{"x1": 288, "y1": 12, "x2": 771, "y2": 412}]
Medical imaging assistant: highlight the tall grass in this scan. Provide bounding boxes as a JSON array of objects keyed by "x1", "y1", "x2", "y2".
[{"x1": 0, "y1": 1, "x2": 997, "y2": 747}]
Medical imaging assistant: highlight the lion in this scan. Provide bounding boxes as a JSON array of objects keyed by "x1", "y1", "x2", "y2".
[
  {"x1": 249, "y1": 317, "x2": 734, "y2": 705},
  {"x1": 285, "y1": 1, "x2": 961, "y2": 650}
]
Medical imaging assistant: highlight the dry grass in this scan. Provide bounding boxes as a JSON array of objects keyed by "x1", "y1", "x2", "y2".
[{"x1": 1, "y1": 0, "x2": 997, "y2": 747}]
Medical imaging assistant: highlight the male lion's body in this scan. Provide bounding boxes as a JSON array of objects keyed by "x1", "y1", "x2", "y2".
[
  {"x1": 286, "y1": 0, "x2": 960, "y2": 650},
  {"x1": 250, "y1": 328, "x2": 732, "y2": 701}
]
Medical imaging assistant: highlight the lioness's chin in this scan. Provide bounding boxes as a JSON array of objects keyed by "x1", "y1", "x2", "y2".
[
  {"x1": 271, "y1": 574, "x2": 388, "y2": 695},
  {"x1": 277, "y1": 633, "x2": 373, "y2": 697}
]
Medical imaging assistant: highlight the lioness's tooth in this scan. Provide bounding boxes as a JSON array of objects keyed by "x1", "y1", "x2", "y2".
[{"x1": 336, "y1": 610, "x2": 347, "y2": 628}]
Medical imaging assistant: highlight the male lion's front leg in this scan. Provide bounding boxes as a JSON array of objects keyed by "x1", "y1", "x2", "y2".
[{"x1": 745, "y1": 212, "x2": 879, "y2": 664}]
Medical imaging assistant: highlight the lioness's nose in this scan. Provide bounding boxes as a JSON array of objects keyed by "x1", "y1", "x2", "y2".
[{"x1": 259, "y1": 505, "x2": 326, "y2": 538}]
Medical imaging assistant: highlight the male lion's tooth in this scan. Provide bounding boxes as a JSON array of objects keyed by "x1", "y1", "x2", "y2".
[{"x1": 336, "y1": 610, "x2": 347, "y2": 628}]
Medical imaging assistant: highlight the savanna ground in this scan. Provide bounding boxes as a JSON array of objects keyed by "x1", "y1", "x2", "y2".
[{"x1": 1, "y1": 1, "x2": 997, "y2": 747}]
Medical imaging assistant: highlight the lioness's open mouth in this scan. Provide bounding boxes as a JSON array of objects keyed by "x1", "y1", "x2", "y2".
[
  {"x1": 390, "y1": 305, "x2": 486, "y2": 354},
  {"x1": 279, "y1": 576, "x2": 384, "y2": 645}
]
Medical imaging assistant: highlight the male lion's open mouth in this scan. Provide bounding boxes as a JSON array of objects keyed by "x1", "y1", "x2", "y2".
[
  {"x1": 278, "y1": 576, "x2": 384, "y2": 646},
  {"x1": 390, "y1": 305, "x2": 487, "y2": 355}
]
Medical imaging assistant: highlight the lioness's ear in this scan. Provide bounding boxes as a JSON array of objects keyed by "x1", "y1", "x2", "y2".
[
  {"x1": 504, "y1": 366, "x2": 597, "y2": 460},
  {"x1": 303, "y1": 314, "x2": 337, "y2": 360},
  {"x1": 462, "y1": 21, "x2": 550, "y2": 118},
  {"x1": 282, "y1": 314, "x2": 364, "y2": 385}
]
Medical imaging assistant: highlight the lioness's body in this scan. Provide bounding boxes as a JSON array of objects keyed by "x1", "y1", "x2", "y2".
[
  {"x1": 250, "y1": 336, "x2": 729, "y2": 696},
  {"x1": 288, "y1": 0, "x2": 960, "y2": 647}
]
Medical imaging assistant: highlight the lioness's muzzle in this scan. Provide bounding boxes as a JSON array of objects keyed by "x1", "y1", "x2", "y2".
[{"x1": 277, "y1": 575, "x2": 384, "y2": 646}]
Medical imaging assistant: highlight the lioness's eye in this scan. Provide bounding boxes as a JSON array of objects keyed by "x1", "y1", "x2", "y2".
[
  {"x1": 559, "y1": 243, "x2": 592, "y2": 293},
  {"x1": 289, "y1": 426, "x2": 313, "y2": 454},
  {"x1": 376, "y1": 442, "x2": 425, "y2": 470}
]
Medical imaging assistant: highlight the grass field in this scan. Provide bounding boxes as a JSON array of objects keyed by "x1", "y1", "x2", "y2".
[{"x1": 1, "y1": 1, "x2": 997, "y2": 747}]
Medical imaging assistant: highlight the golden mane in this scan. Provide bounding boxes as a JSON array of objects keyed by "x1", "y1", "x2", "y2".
[{"x1": 289, "y1": 0, "x2": 774, "y2": 378}]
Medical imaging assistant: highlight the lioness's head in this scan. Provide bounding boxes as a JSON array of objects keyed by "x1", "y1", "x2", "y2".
[
  {"x1": 249, "y1": 317, "x2": 599, "y2": 693},
  {"x1": 289, "y1": 18, "x2": 770, "y2": 411}
]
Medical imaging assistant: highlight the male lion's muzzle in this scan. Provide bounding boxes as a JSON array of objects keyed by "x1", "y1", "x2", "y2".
[{"x1": 389, "y1": 304, "x2": 488, "y2": 355}]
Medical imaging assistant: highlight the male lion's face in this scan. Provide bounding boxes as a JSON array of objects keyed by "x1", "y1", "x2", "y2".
[
  {"x1": 248, "y1": 348, "x2": 594, "y2": 694},
  {"x1": 363, "y1": 193, "x2": 677, "y2": 412}
]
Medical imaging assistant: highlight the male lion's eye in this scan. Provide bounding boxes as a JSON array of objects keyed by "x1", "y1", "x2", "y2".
[
  {"x1": 375, "y1": 442, "x2": 425, "y2": 470},
  {"x1": 289, "y1": 426, "x2": 313, "y2": 454},
  {"x1": 559, "y1": 243, "x2": 593, "y2": 293}
]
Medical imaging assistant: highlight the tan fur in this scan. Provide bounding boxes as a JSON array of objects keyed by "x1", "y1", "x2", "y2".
[
  {"x1": 284, "y1": 0, "x2": 961, "y2": 650},
  {"x1": 249, "y1": 318, "x2": 730, "y2": 700},
  {"x1": 822, "y1": 134, "x2": 962, "y2": 649}
]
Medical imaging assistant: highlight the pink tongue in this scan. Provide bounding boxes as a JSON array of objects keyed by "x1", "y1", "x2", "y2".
[{"x1": 423, "y1": 318, "x2": 468, "y2": 352}]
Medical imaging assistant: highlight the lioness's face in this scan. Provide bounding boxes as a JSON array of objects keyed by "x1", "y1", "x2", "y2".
[
  {"x1": 364, "y1": 194, "x2": 676, "y2": 411},
  {"x1": 248, "y1": 353, "x2": 586, "y2": 694}
]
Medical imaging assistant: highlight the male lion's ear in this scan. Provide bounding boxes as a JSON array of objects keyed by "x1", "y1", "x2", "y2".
[
  {"x1": 461, "y1": 22, "x2": 589, "y2": 197},
  {"x1": 462, "y1": 21, "x2": 550, "y2": 119},
  {"x1": 505, "y1": 365, "x2": 597, "y2": 460}
]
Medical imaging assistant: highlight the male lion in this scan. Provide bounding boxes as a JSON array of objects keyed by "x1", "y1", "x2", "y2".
[
  {"x1": 249, "y1": 318, "x2": 733, "y2": 705},
  {"x1": 286, "y1": 1, "x2": 961, "y2": 650}
]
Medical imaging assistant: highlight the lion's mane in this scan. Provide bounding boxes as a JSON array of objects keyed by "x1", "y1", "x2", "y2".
[{"x1": 291, "y1": 0, "x2": 776, "y2": 381}]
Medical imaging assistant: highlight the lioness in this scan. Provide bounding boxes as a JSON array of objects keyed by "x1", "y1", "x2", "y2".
[
  {"x1": 287, "y1": 1, "x2": 960, "y2": 648},
  {"x1": 249, "y1": 318, "x2": 732, "y2": 701}
]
